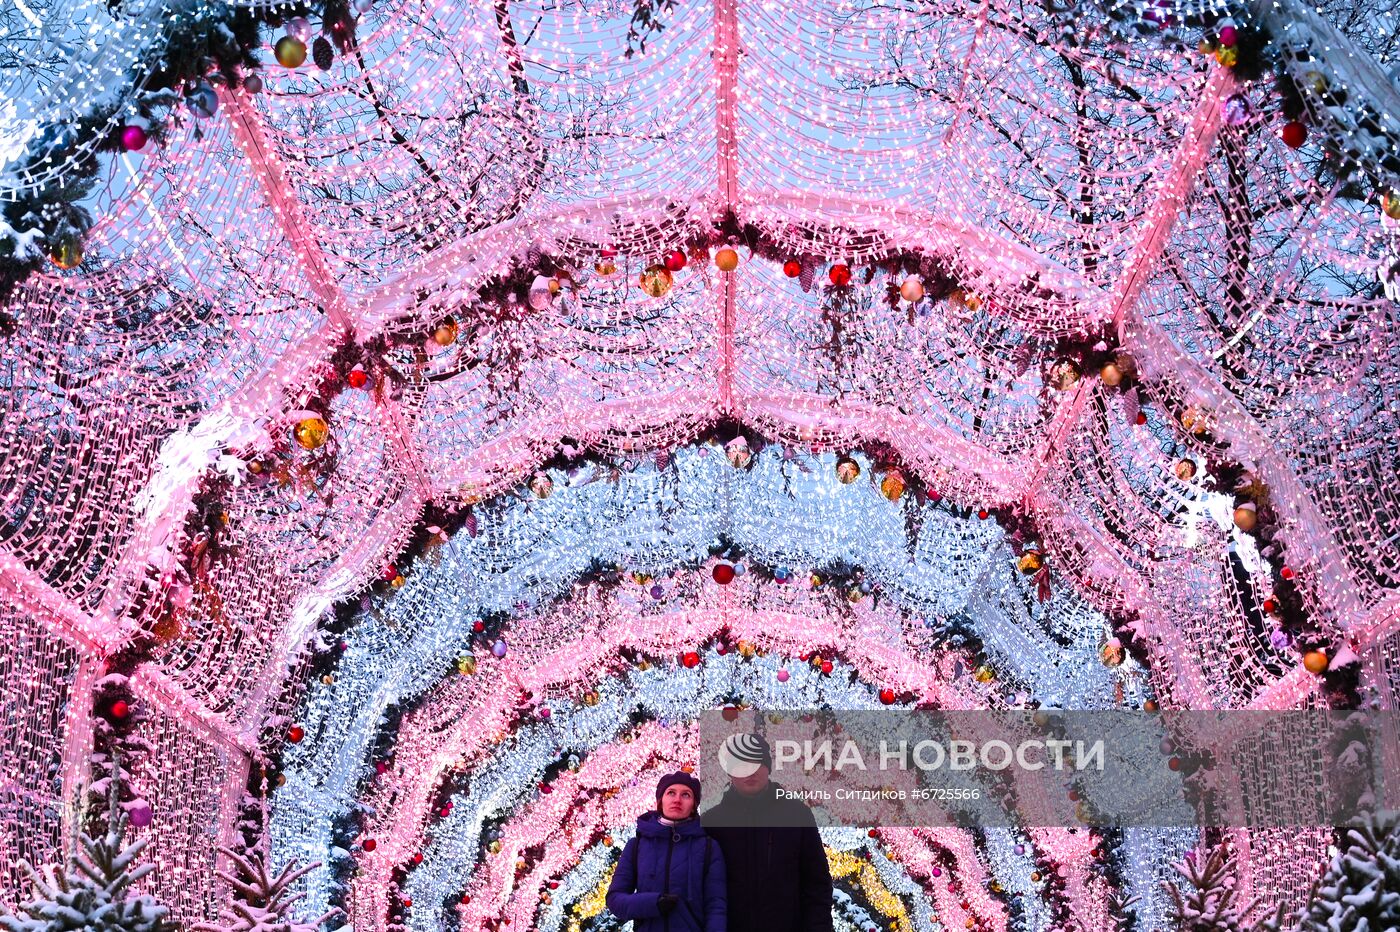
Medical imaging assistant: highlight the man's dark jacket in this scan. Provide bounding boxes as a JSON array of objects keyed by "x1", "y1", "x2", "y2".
[{"x1": 700, "y1": 782, "x2": 834, "y2": 932}]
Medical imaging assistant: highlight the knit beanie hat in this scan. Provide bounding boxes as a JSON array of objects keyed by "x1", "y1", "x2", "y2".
[{"x1": 655, "y1": 771, "x2": 702, "y2": 807}]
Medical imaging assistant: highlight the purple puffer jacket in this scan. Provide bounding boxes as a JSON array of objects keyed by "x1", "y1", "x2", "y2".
[{"x1": 605, "y1": 811, "x2": 726, "y2": 932}]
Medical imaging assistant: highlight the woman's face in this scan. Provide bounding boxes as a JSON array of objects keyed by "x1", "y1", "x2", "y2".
[{"x1": 660, "y1": 784, "x2": 696, "y2": 819}]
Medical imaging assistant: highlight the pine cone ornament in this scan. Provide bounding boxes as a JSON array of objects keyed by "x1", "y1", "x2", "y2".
[{"x1": 313, "y1": 36, "x2": 334, "y2": 70}]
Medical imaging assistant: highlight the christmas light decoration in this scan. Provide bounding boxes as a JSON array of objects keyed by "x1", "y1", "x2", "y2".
[{"x1": 1, "y1": 1, "x2": 1397, "y2": 931}]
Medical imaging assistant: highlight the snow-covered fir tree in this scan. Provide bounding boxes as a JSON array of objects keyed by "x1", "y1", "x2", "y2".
[
  {"x1": 192, "y1": 846, "x2": 338, "y2": 932},
  {"x1": 1297, "y1": 809, "x2": 1399, "y2": 932},
  {"x1": 0, "y1": 763, "x2": 170, "y2": 932},
  {"x1": 1163, "y1": 846, "x2": 1260, "y2": 932}
]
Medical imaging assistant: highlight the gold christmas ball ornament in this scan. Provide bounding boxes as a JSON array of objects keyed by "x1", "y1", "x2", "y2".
[
  {"x1": 1383, "y1": 192, "x2": 1400, "y2": 220},
  {"x1": 583, "y1": 690, "x2": 599, "y2": 706},
  {"x1": 1017, "y1": 550, "x2": 1044, "y2": 575},
  {"x1": 1232, "y1": 502, "x2": 1258, "y2": 533},
  {"x1": 638, "y1": 264, "x2": 674, "y2": 298},
  {"x1": 432, "y1": 318, "x2": 459, "y2": 347},
  {"x1": 488, "y1": 840, "x2": 502, "y2": 854},
  {"x1": 714, "y1": 247, "x2": 740, "y2": 272},
  {"x1": 530, "y1": 473, "x2": 553, "y2": 498},
  {"x1": 725, "y1": 436, "x2": 752, "y2": 469},
  {"x1": 836, "y1": 456, "x2": 861, "y2": 484},
  {"x1": 293, "y1": 416, "x2": 329, "y2": 451},
  {"x1": 1099, "y1": 362, "x2": 1124, "y2": 387},
  {"x1": 1049, "y1": 360, "x2": 1081, "y2": 391},
  {"x1": 1180, "y1": 404, "x2": 1211, "y2": 436},
  {"x1": 974, "y1": 665, "x2": 994, "y2": 683},
  {"x1": 1215, "y1": 46, "x2": 1238, "y2": 67},
  {"x1": 964, "y1": 293, "x2": 983, "y2": 312},
  {"x1": 880, "y1": 468, "x2": 906, "y2": 501},
  {"x1": 1173, "y1": 458, "x2": 1198, "y2": 482},
  {"x1": 390, "y1": 574, "x2": 406, "y2": 588},
  {"x1": 1099, "y1": 637, "x2": 1125, "y2": 667},
  {"x1": 592, "y1": 249, "x2": 620, "y2": 277},
  {"x1": 547, "y1": 277, "x2": 562, "y2": 294},
  {"x1": 899, "y1": 276, "x2": 924, "y2": 303},
  {"x1": 275, "y1": 36, "x2": 307, "y2": 68},
  {"x1": 457, "y1": 654, "x2": 477, "y2": 675},
  {"x1": 737, "y1": 639, "x2": 757, "y2": 659},
  {"x1": 48, "y1": 236, "x2": 84, "y2": 270}
]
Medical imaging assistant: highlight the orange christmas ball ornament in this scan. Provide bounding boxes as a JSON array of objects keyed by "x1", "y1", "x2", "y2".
[
  {"x1": 1232, "y1": 502, "x2": 1258, "y2": 533},
  {"x1": 714, "y1": 247, "x2": 740, "y2": 272},
  {"x1": 1303, "y1": 650, "x2": 1329, "y2": 674},
  {"x1": 294, "y1": 416, "x2": 329, "y2": 451},
  {"x1": 48, "y1": 237, "x2": 83, "y2": 270}
]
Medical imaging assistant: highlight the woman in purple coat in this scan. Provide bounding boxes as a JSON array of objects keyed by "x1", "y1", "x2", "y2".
[{"x1": 606, "y1": 772, "x2": 727, "y2": 932}]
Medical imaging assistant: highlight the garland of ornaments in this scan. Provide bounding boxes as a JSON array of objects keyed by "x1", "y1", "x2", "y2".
[
  {"x1": 1044, "y1": 325, "x2": 1363, "y2": 707},
  {"x1": 1052, "y1": 1, "x2": 1400, "y2": 222},
  {"x1": 6, "y1": 0, "x2": 1399, "y2": 301},
  {"x1": 0, "y1": 0, "x2": 363, "y2": 302},
  {"x1": 86, "y1": 644, "x2": 158, "y2": 836}
]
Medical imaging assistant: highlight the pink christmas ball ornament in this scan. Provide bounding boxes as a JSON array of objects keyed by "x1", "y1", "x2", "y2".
[
  {"x1": 127, "y1": 800, "x2": 154, "y2": 828},
  {"x1": 120, "y1": 125, "x2": 148, "y2": 152}
]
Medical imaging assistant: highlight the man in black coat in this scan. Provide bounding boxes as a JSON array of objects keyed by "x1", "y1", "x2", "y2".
[{"x1": 701, "y1": 733, "x2": 834, "y2": 932}]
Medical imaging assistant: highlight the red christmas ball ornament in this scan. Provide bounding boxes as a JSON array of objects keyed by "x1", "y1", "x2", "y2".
[
  {"x1": 111, "y1": 700, "x2": 130, "y2": 719},
  {"x1": 461, "y1": 895, "x2": 472, "y2": 905},
  {"x1": 376, "y1": 761, "x2": 388, "y2": 774},
  {"x1": 473, "y1": 620, "x2": 486, "y2": 633},
  {"x1": 820, "y1": 659, "x2": 833, "y2": 675},
  {"x1": 1281, "y1": 565, "x2": 1296, "y2": 581},
  {"x1": 783, "y1": 259, "x2": 802, "y2": 278},
  {"x1": 1262, "y1": 597, "x2": 1278, "y2": 615},
  {"x1": 879, "y1": 688, "x2": 896, "y2": 705},
  {"x1": 977, "y1": 508, "x2": 989, "y2": 520},
  {"x1": 1135, "y1": 411, "x2": 1148, "y2": 426},
  {"x1": 413, "y1": 852, "x2": 424, "y2": 864},
  {"x1": 682, "y1": 651, "x2": 701, "y2": 668},
  {"x1": 664, "y1": 250, "x2": 687, "y2": 272},
  {"x1": 402, "y1": 898, "x2": 412, "y2": 908},
  {"x1": 829, "y1": 263, "x2": 852, "y2": 287},
  {"x1": 712, "y1": 563, "x2": 735, "y2": 585},
  {"x1": 362, "y1": 838, "x2": 377, "y2": 851},
  {"x1": 721, "y1": 706, "x2": 740, "y2": 722},
  {"x1": 1281, "y1": 121, "x2": 1307, "y2": 149},
  {"x1": 347, "y1": 368, "x2": 369, "y2": 389},
  {"x1": 287, "y1": 725, "x2": 305, "y2": 743},
  {"x1": 382, "y1": 564, "x2": 398, "y2": 582}
]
